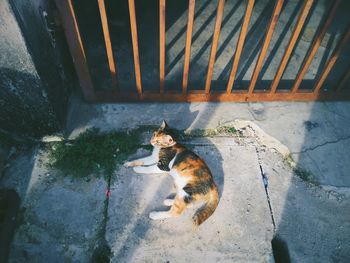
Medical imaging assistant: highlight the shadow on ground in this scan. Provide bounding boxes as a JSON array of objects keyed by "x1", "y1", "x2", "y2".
[{"x1": 2, "y1": 0, "x2": 350, "y2": 261}]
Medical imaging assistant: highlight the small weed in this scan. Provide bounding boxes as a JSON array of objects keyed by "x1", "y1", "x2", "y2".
[
  {"x1": 222, "y1": 126, "x2": 237, "y2": 134},
  {"x1": 293, "y1": 167, "x2": 318, "y2": 185},
  {"x1": 284, "y1": 155, "x2": 318, "y2": 185},
  {"x1": 184, "y1": 126, "x2": 242, "y2": 138},
  {"x1": 47, "y1": 128, "x2": 141, "y2": 180},
  {"x1": 217, "y1": 125, "x2": 241, "y2": 136},
  {"x1": 284, "y1": 154, "x2": 296, "y2": 168}
]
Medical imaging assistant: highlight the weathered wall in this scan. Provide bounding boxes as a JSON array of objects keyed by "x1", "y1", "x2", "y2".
[{"x1": 0, "y1": 0, "x2": 72, "y2": 137}]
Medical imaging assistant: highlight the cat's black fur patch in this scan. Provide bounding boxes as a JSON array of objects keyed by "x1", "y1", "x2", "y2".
[
  {"x1": 183, "y1": 180, "x2": 213, "y2": 196},
  {"x1": 173, "y1": 150, "x2": 199, "y2": 167},
  {"x1": 194, "y1": 167, "x2": 208, "y2": 178},
  {"x1": 183, "y1": 195, "x2": 193, "y2": 204},
  {"x1": 157, "y1": 147, "x2": 177, "y2": 171}
]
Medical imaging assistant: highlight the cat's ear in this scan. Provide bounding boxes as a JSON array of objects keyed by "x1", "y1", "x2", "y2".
[
  {"x1": 165, "y1": 135, "x2": 174, "y2": 145},
  {"x1": 160, "y1": 120, "x2": 168, "y2": 130}
]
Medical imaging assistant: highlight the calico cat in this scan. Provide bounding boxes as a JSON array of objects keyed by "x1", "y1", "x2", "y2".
[{"x1": 124, "y1": 120, "x2": 219, "y2": 226}]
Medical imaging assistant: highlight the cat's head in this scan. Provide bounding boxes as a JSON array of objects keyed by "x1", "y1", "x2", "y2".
[{"x1": 150, "y1": 120, "x2": 176, "y2": 147}]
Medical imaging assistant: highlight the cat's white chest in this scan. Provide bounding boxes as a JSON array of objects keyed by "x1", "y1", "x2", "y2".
[
  {"x1": 169, "y1": 160, "x2": 189, "y2": 197},
  {"x1": 170, "y1": 171, "x2": 187, "y2": 187},
  {"x1": 152, "y1": 146, "x2": 160, "y2": 158}
]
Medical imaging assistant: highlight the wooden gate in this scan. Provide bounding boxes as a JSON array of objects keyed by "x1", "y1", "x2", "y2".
[{"x1": 55, "y1": 0, "x2": 350, "y2": 102}]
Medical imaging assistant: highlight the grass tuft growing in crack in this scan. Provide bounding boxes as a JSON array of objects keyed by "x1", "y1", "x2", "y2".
[
  {"x1": 284, "y1": 155, "x2": 318, "y2": 186},
  {"x1": 47, "y1": 128, "x2": 141, "y2": 180},
  {"x1": 182, "y1": 125, "x2": 243, "y2": 139},
  {"x1": 293, "y1": 167, "x2": 318, "y2": 186}
]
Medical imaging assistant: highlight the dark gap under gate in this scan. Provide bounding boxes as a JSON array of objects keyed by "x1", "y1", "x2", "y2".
[{"x1": 56, "y1": 0, "x2": 350, "y2": 102}]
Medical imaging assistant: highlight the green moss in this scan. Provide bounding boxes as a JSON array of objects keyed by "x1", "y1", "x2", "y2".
[
  {"x1": 183, "y1": 125, "x2": 242, "y2": 138},
  {"x1": 283, "y1": 154, "x2": 295, "y2": 168},
  {"x1": 293, "y1": 167, "x2": 318, "y2": 185},
  {"x1": 284, "y1": 155, "x2": 318, "y2": 185},
  {"x1": 46, "y1": 124, "x2": 243, "y2": 180},
  {"x1": 47, "y1": 128, "x2": 141, "y2": 179}
]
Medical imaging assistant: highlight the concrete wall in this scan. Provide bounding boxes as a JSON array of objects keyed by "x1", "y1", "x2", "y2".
[{"x1": 0, "y1": 0, "x2": 72, "y2": 137}]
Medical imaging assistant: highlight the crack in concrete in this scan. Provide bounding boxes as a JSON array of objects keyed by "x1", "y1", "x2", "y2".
[
  {"x1": 254, "y1": 148, "x2": 276, "y2": 232},
  {"x1": 91, "y1": 173, "x2": 112, "y2": 262},
  {"x1": 292, "y1": 135, "x2": 350, "y2": 154},
  {"x1": 323, "y1": 103, "x2": 349, "y2": 120}
]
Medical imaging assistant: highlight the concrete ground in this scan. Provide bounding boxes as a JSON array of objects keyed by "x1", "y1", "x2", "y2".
[{"x1": 1, "y1": 98, "x2": 350, "y2": 262}]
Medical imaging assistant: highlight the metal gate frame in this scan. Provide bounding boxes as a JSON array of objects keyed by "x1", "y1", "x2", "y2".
[{"x1": 55, "y1": 0, "x2": 350, "y2": 102}]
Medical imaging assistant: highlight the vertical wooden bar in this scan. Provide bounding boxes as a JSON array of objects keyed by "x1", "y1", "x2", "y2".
[
  {"x1": 226, "y1": 0, "x2": 255, "y2": 93},
  {"x1": 336, "y1": 67, "x2": 350, "y2": 91},
  {"x1": 128, "y1": 0, "x2": 142, "y2": 96},
  {"x1": 55, "y1": 0, "x2": 95, "y2": 101},
  {"x1": 182, "y1": 0, "x2": 196, "y2": 94},
  {"x1": 270, "y1": 0, "x2": 314, "y2": 94},
  {"x1": 159, "y1": 0, "x2": 166, "y2": 93},
  {"x1": 54, "y1": 0, "x2": 95, "y2": 101},
  {"x1": 98, "y1": 0, "x2": 117, "y2": 89},
  {"x1": 291, "y1": 0, "x2": 341, "y2": 93},
  {"x1": 313, "y1": 27, "x2": 350, "y2": 93},
  {"x1": 204, "y1": 0, "x2": 225, "y2": 94},
  {"x1": 247, "y1": 0, "x2": 284, "y2": 94}
]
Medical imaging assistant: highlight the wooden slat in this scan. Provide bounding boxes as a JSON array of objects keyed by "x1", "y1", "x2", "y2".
[
  {"x1": 54, "y1": 0, "x2": 95, "y2": 101},
  {"x1": 128, "y1": 0, "x2": 142, "y2": 96},
  {"x1": 98, "y1": 0, "x2": 117, "y2": 89},
  {"x1": 291, "y1": 0, "x2": 341, "y2": 93},
  {"x1": 226, "y1": 0, "x2": 255, "y2": 93},
  {"x1": 270, "y1": 0, "x2": 313, "y2": 94},
  {"x1": 182, "y1": 0, "x2": 196, "y2": 94},
  {"x1": 247, "y1": 0, "x2": 284, "y2": 94},
  {"x1": 204, "y1": 0, "x2": 225, "y2": 94},
  {"x1": 159, "y1": 0, "x2": 166, "y2": 93},
  {"x1": 314, "y1": 27, "x2": 350, "y2": 93},
  {"x1": 336, "y1": 67, "x2": 350, "y2": 91},
  {"x1": 94, "y1": 90, "x2": 350, "y2": 103}
]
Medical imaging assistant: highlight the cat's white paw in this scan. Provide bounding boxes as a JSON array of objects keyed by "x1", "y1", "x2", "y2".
[
  {"x1": 149, "y1": 211, "x2": 168, "y2": 220},
  {"x1": 124, "y1": 161, "x2": 132, "y2": 168},
  {"x1": 163, "y1": 199, "x2": 174, "y2": 206}
]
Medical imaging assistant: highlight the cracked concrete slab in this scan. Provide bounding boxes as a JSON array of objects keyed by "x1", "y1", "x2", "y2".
[
  {"x1": 292, "y1": 138, "x2": 350, "y2": 187},
  {"x1": 259, "y1": 149, "x2": 350, "y2": 263},
  {"x1": 3, "y1": 96, "x2": 350, "y2": 262},
  {"x1": 106, "y1": 140, "x2": 274, "y2": 263}
]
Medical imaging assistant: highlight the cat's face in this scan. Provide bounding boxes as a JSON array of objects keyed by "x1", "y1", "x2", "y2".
[{"x1": 150, "y1": 121, "x2": 175, "y2": 147}]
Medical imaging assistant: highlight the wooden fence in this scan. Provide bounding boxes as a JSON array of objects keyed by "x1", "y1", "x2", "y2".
[{"x1": 55, "y1": 0, "x2": 350, "y2": 102}]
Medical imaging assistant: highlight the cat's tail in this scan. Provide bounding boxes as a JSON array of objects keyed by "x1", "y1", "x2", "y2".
[{"x1": 192, "y1": 186, "x2": 219, "y2": 226}]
